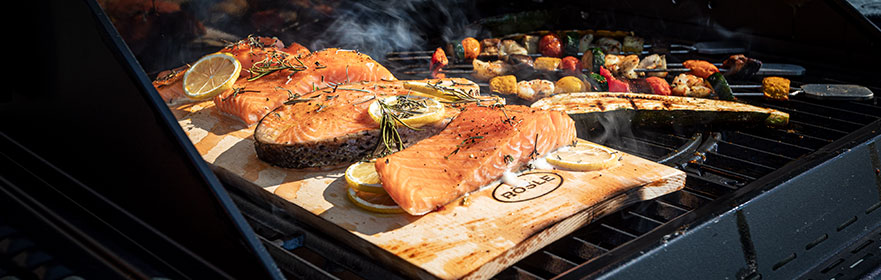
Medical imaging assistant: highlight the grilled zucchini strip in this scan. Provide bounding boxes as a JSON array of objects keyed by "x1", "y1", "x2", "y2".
[{"x1": 531, "y1": 92, "x2": 789, "y2": 127}]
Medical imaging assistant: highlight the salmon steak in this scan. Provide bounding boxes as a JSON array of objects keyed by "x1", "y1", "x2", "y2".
[
  {"x1": 375, "y1": 105, "x2": 577, "y2": 215},
  {"x1": 254, "y1": 78, "x2": 485, "y2": 169},
  {"x1": 213, "y1": 48, "x2": 396, "y2": 125},
  {"x1": 152, "y1": 35, "x2": 309, "y2": 105}
]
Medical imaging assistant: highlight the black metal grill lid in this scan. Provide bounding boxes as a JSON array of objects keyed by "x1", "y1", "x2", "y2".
[{"x1": 1, "y1": 1, "x2": 282, "y2": 278}]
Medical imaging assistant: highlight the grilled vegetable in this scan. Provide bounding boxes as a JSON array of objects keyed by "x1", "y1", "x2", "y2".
[
  {"x1": 555, "y1": 76, "x2": 586, "y2": 93},
  {"x1": 449, "y1": 41, "x2": 465, "y2": 60},
  {"x1": 522, "y1": 35, "x2": 540, "y2": 54},
  {"x1": 462, "y1": 37, "x2": 481, "y2": 60},
  {"x1": 481, "y1": 38, "x2": 501, "y2": 56},
  {"x1": 531, "y1": 92, "x2": 790, "y2": 127},
  {"x1": 539, "y1": 34, "x2": 563, "y2": 57},
  {"x1": 587, "y1": 73, "x2": 608, "y2": 91},
  {"x1": 560, "y1": 56, "x2": 581, "y2": 76},
  {"x1": 562, "y1": 31, "x2": 580, "y2": 56},
  {"x1": 517, "y1": 79, "x2": 555, "y2": 101},
  {"x1": 577, "y1": 34, "x2": 595, "y2": 54},
  {"x1": 622, "y1": 36, "x2": 644, "y2": 53},
  {"x1": 534, "y1": 57, "x2": 562, "y2": 71},
  {"x1": 645, "y1": 77, "x2": 671, "y2": 96},
  {"x1": 581, "y1": 47, "x2": 605, "y2": 73},
  {"x1": 707, "y1": 72, "x2": 734, "y2": 101},
  {"x1": 430, "y1": 48, "x2": 448, "y2": 79},
  {"x1": 604, "y1": 54, "x2": 639, "y2": 79},
  {"x1": 723, "y1": 54, "x2": 763, "y2": 80},
  {"x1": 489, "y1": 75, "x2": 518, "y2": 94},
  {"x1": 671, "y1": 73, "x2": 713, "y2": 97},
  {"x1": 499, "y1": 39, "x2": 528, "y2": 56},
  {"x1": 599, "y1": 66, "x2": 630, "y2": 92},
  {"x1": 596, "y1": 37, "x2": 622, "y2": 54},
  {"x1": 472, "y1": 59, "x2": 510, "y2": 81},
  {"x1": 503, "y1": 54, "x2": 535, "y2": 72},
  {"x1": 637, "y1": 54, "x2": 667, "y2": 78},
  {"x1": 682, "y1": 60, "x2": 719, "y2": 79},
  {"x1": 762, "y1": 76, "x2": 791, "y2": 101}
]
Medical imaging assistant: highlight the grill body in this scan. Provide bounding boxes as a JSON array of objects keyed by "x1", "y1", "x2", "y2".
[{"x1": 3, "y1": 0, "x2": 881, "y2": 279}]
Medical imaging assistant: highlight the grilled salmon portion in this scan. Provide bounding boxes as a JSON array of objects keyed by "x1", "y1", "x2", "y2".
[
  {"x1": 220, "y1": 35, "x2": 310, "y2": 71},
  {"x1": 152, "y1": 65, "x2": 188, "y2": 104},
  {"x1": 254, "y1": 78, "x2": 483, "y2": 169},
  {"x1": 152, "y1": 36, "x2": 309, "y2": 105},
  {"x1": 375, "y1": 105, "x2": 577, "y2": 215},
  {"x1": 214, "y1": 48, "x2": 396, "y2": 125}
]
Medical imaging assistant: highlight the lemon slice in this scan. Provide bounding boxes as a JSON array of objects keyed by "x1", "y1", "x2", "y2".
[
  {"x1": 183, "y1": 52, "x2": 241, "y2": 100},
  {"x1": 546, "y1": 140, "x2": 618, "y2": 171},
  {"x1": 368, "y1": 95, "x2": 445, "y2": 128},
  {"x1": 346, "y1": 187, "x2": 404, "y2": 214},
  {"x1": 345, "y1": 161, "x2": 385, "y2": 194}
]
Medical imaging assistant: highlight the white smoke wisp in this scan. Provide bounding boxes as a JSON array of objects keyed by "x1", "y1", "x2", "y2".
[
  {"x1": 590, "y1": 111, "x2": 648, "y2": 156},
  {"x1": 309, "y1": 0, "x2": 477, "y2": 61}
]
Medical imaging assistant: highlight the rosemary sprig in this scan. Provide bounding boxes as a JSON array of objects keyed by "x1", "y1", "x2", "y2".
[
  {"x1": 426, "y1": 81, "x2": 482, "y2": 104},
  {"x1": 284, "y1": 97, "x2": 316, "y2": 105},
  {"x1": 373, "y1": 98, "x2": 425, "y2": 157},
  {"x1": 247, "y1": 51, "x2": 307, "y2": 81},
  {"x1": 446, "y1": 136, "x2": 484, "y2": 159},
  {"x1": 221, "y1": 87, "x2": 260, "y2": 101},
  {"x1": 503, "y1": 155, "x2": 515, "y2": 164}
]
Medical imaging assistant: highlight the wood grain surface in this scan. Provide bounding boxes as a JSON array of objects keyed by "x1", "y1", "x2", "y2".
[{"x1": 170, "y1": 101, "x2": 686, "y2": 279}]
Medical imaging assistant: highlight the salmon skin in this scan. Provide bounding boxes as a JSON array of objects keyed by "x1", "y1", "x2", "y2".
[
  {"x1": 375, "y1": 105, "x2": 577, "y2": 215},
  {"x1": 213, "y1": 48, "x2": 396, "y2": 125},
  {"x1": 254, "y1": 78, "x2": 483, "y2": 169},
  {"x1": 151, "y1": 35, "x2": 309, "y2": 105}
]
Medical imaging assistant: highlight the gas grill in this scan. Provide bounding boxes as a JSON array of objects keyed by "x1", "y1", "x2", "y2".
[{"x1": 3, "y1": 0, "x2": 881, "y2": 279}]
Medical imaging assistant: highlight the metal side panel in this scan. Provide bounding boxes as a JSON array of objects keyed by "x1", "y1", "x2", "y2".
[{"x1": 596, "y1": 134, "x2": 881, "y2": 280}]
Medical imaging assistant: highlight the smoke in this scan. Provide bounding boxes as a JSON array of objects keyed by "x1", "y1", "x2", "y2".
[{"x1": 308, "y1": 0, "x2": 479, "y2": 60}]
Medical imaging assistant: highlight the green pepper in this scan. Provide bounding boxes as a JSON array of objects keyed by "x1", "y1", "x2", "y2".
[
  {"x1": 452, "y1": 41, "x2": 465, "y2": 61},
  {"x1": 707, "y1": 72, "x2": 734, "y2": 101},
  {"x1": 564, "y1": 31, "x2": 580, "y2": 56},
  {"x1": 591, "y1": 48, "x2": 605, "y2": 73},
  {"x1": 586, "y1": 73, "x2": 608, "y2": 92}
]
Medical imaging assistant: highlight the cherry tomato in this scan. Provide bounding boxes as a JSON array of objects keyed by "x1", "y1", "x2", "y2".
[
  {"x1": 539, "y1": 34, "x2": 563, "y2": 57},
  {"x1": 461, "y1": 37, "x2": 481, "y2": 60}
]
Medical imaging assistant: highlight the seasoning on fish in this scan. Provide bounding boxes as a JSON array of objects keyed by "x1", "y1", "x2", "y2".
[
  {"x1": 213, "y1": 48, "x2": 396, "y2": 125},
  {"x1": 253, "y1": 78, "x2": 482, "y2": 169},
  {"x1": 375, "y1": 104, "x2": 577, "y2": 215}
]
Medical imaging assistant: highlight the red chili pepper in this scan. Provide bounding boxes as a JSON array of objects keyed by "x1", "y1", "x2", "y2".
[
  {"x1": 599, "y1": 66, "x2": 613, "y2": 81},
  {"x1": 599, "y1": 66, "x2": 630, "y2": 92}
]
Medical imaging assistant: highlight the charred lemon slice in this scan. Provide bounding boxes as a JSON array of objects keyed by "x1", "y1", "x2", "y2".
[
  {"x1": 346, "y1": 187, "x2": 404, "y2": 214},
  {"x1": 183, "y1": 52, "x2": 241, "y2": 100},
  {"x1": 546, "y1": 140, "x2": 618, "y2": 171},
  {"x1": 344, "y1": 161, "x2": 385, "y2": 194},
  {"x1": 368, "y1": 95, "x2": 445, "y2": 128}
]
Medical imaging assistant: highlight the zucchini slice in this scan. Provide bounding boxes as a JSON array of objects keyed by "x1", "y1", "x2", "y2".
[{"x1": 531, "y1": 92, "x2": 789, "y2": 127}]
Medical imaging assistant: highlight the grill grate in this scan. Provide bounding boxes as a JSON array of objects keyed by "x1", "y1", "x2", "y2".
[
  {"x1": 207, "y1": 30, "x2": 881, "y2": 279},
  {"x1": 374, "y1": 36, "x2": 881, "y2": 279}
]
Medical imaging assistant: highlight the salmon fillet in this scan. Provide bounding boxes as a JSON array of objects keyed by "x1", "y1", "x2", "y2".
[
  {"x1": 254, "y1": 78, "x2": 484, "y2": 169},
  {"x1": 151, "y1": 35, "x2": 310, "y2": 105},
  {"x1": 375, "y1": 105, "x2": 577, "y2": 215},
  {"x1": 214, "y1": 48, "x2": 396, "y2": 125}
]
